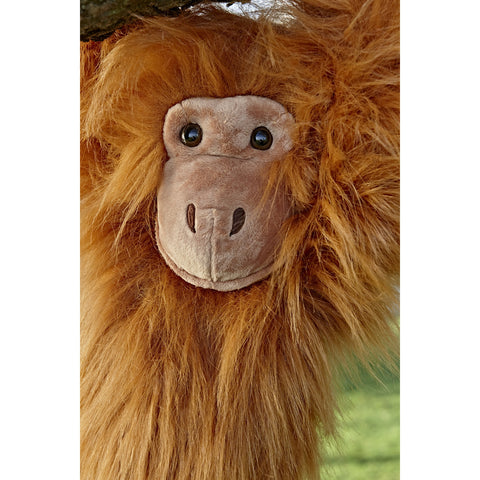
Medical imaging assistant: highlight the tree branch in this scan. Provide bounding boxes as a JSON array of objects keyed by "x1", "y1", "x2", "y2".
[{"x1": 80, "y1": 0, "x2": 235, "y2": 41}]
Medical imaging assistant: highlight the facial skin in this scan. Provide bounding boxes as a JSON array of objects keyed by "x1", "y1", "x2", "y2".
[{"x1": 156, "y1": 95, "x2": 295, "y2": 291}]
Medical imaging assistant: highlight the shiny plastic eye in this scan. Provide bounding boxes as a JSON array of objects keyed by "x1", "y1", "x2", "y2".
[
  {"x1": 180, "y1": 123, "x2": 203, "y2": 147},
  {"x1": 250, "y1": 126, "x2": 273, "y2": 150}
]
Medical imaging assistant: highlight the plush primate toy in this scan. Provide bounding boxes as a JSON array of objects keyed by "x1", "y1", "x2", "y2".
[{"x1": 81, "y1": 1, "x2": 399, "y2": 479}]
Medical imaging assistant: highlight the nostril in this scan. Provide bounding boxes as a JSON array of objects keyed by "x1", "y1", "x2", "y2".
[
  {"x1": 230, "y1": 208, "x2": 246, "y2": 236},
  {"x1": 186, "y1": 204, "x2": 196, "y2": 233}
]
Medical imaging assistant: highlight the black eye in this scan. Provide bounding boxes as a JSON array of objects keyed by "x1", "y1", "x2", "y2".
[
  {"x1": 180, "y1": 123, "x2": 202, "y2": 147},
  {"x1": 250, "y1": 126, "x2": 273, "y2": 150}
]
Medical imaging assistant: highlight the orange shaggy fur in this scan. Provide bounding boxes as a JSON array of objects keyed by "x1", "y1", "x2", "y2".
[{"x1": 80, "y1": 1, "x2": 399, "y2": 479}]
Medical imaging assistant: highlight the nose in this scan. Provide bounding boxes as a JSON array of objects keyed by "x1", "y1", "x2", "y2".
[
  {"x1": 230, "y1": 208, "x2": 245, "y2": 236},
  {"x1": 186, "y1": 203, "x2": 196, "y2": 233},
  {"x1": 186, "y1": 204, "x2": 246, "y2": 236}
]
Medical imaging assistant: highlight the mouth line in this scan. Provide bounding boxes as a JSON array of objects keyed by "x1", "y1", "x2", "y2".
[
  {"x1": 155, "y1": 222, "x2": 273, "y2": 291},
  {"x1": 168, "y1": 254, "x2": 274, "y2": 291}
]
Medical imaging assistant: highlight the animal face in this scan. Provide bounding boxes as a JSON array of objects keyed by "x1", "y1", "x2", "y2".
[{"x1": 156, "y1": 96, "x2": 294, "y2": 290}]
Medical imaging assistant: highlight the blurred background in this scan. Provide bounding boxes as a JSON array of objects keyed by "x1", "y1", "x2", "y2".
[{"x1": 324, "y1": 359, "x2": 400, "y2": 480}]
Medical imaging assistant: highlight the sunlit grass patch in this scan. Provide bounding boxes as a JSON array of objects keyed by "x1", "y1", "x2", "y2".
[{"x1": 324, "y1": 366, "x2": 400, "y2": 480}]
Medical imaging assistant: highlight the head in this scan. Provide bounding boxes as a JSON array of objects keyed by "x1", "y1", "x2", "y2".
[
  {"x1": 82, "y1": 2, "x2": 399, "y2": 349},
  {"x1": 156, "y1": 95, "x2": 294, "y2": 291}
]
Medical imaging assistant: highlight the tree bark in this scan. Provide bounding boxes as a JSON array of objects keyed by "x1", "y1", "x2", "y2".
[{"x1": 80, "y1": 0, "x2": 232, "y2": 41}]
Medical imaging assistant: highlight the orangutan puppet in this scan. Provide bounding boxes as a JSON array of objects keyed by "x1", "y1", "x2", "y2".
[{"x1": 80, "y1": 1, "x2": 399, "y2": 479}]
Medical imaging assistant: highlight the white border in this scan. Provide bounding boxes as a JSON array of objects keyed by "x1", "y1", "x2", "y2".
[
  {"x1": 401, "y1": 1, "x2": 480, "y2": 478},
  {"x1": 0, "y1": 2, "x2": 79, "y2": 479}
]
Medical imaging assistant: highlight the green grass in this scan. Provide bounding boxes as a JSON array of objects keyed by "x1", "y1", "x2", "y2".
[{"x1": 323, "y1": 364, "x2": 400, "y2": 480}]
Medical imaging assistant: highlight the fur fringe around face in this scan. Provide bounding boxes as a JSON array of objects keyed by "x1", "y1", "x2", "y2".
[{"x1": 80, "y1": 1, "x2": 399, "y2": 478}]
